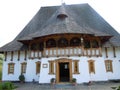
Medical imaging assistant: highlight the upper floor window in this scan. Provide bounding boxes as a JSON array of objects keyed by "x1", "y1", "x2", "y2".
[
  {"x1": 57, "y1": 14, "x2": 68, "y2": 20},
  {"x1": 92, "y1": 40, "x2": 99, "y2": 48},
  {"x1": 70, "y1": 37, "x2": 81, "y2": 46},
  {"x1": 31, "y1": 43, "x2": 39, "y2": 51},
  {"x1": 58, "y1": 38, "x2": 68, "y2": 47},
  {"x1": 105, "y1": 60, "x2": 113, "y2": 72},
  {"x1": 8, "y1": 63, "x2": 15, "y2": 74},
  {"x1": 39, "y1": 42, "x2": 44, "y2": 51},
  {"x1": 46, "y1": 39, "x2": 56, "y2": 48},
  {"x1": 84, "y1": 39, "x2": 90, "y2": 48}
]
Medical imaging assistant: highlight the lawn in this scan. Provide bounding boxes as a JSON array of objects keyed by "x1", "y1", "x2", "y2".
[{"x1": 0, "y1": 60, "x2": 2, "y2": 81}]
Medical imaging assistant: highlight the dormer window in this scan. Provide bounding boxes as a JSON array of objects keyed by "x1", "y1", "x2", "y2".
[{"x1": 57, "y1": 14, "x2": 68, "y2": 19}]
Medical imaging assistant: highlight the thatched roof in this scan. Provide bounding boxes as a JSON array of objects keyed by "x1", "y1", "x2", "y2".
[{"x1": 0, "y1": 3, "x2": 120, "y2": 52}]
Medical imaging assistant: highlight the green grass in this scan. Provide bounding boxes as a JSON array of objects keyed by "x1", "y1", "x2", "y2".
[{"x1": 0, "y1": 60, "x2": 2, "y2": 81}]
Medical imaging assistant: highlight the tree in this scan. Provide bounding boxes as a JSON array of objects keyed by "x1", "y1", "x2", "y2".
[{"x1": 0, "y1": 54, "x2": 4, "y2": 61}]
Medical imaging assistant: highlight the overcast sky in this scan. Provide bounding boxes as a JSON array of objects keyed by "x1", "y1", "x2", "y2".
[{"x1": 0, "y1": 0, "x2": 120, "y2": 47}]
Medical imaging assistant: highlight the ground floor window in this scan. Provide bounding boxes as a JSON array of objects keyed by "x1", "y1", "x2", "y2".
[
  {"x1": 73, "y1": 60, "x2": 79, "y2": 74},
  {"x1": 88, "y1": 60, "x2": 95, "y2": 74},
  {"x1": 36, "y1": 61, "x2": 41, "y2": 74},
  {"x1": 21, "y1": 62, "x2": 27, "y2": 74},
  {"x1": 105, "y1": 60, "x2": 113, "y2": 72},
  {"x1": 8, "y1": 63, "x2": 15, "y2": 74},
  {"x1": 49, "y1": 61, "x2": 54, "y2": 74}
]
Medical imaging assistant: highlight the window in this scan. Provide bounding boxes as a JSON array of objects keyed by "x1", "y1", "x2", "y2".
[
  {"x1": 92, "y1": 40, "x2": 99, "y2": 48},
  {"x1": 105, "y1": 60, "x2": 113, "y2": 72},
  {"x1": 73, "y1": 60, "x2": 79, "y2": 74},
  {"x1": 88, "y1": 60, "x2": 95, "y2": 74},
  {"x1": 49, "y1": 61, "x2": 54, "y2": 74},
  {"x1": 39, "y1": 42, "x2": 44, "y2": 51},
  {"x1": 84, "y1": 40, "x2": 90, "y2": 48},
  {"x1": 8, "y1": 63, "x2": 15, "y2": 74},
  {"x1": 70, "y1": 37, "x2": 81, "y2": 46},
  {"x1": 57, "y1": 14, "x2": 68, "y2": 19},
  {"x1": 31, "y1": 43, "x2": 39, "y2": 51},
  {"x1": 21, "y1": 62, "x2": 27, "y2": 73},
  {"x1": 36, "y1": 61, "x2": 41, "y2": 74},
  {"x1": 58, "y1": 38, "x2": 68, "y2": 47},
  {"x1": 46, "y1": 39, "x2": 56, "y2": 48}
]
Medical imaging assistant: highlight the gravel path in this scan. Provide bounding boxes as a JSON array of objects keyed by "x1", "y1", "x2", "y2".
[{"x1": 15, "y1": 82, "x2": 120, "y2": 90}]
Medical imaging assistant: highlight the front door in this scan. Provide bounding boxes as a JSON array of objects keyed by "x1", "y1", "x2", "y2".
[
  {"x1": 56, "y1": 59, "x2": 72, "y2": 83},
  {"x1": 59, "y1": 62, "x2": 70, "y2": 82}
]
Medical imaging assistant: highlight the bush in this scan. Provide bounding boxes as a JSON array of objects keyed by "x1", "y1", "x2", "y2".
[
  {"x1": 50, "y1": 78, "x2": 55, "y2": 83},
  {"x1": 0, "y1": 82, "x2": 15, "y2": 90},
  {"x1": 72, "y1": 78, "x2": 76, "y2": 83},
  {"x1": 0, "y1": 83, "x2": 2, "y2": 90},
  {"x1": 111, "y1": 86, "x2": 120, "y2": 90},
  {"x1": 19, "y1": 74, "x2": 25, "y2": 83}
]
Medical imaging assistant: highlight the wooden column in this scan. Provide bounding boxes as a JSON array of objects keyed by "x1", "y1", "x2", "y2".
[
  {"x1": 105, "y1": 47, "x2": 108, "y2": 58},
  {"x1": 81, "y1": 37, "x2": 84, "y2": 56},
  {"x1": 11, "y1": 51, "x2": 13, "y2": 61},
  {"x1": 24, "y1": 50, "x2": 27, "y2": 60},
  {"x1": 29, "y1": 44, "x2": 31, "y2": 59},
  {"x1": 98, "y1": 41, "x2": 102, "y2": 57},
  {"x1": 18, "y1": 51, "x2": 20, "y2": 61},
  {"x1": 90, "y1": 40, "x2": 92, "y2": 57},
  {"x1": 113, "y1": 47, "x2": 116, "y2": 58},
  {"x1": 43, "y1": 41, "x2": 46, "y2": 57},
  {"x1": 4, "y1": 52, "x2": 7, "y2": 61}
]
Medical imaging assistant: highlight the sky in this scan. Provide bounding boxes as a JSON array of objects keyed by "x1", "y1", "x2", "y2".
[{"x1": 0, "y1": 0, "x2": 120, "y2": 47}]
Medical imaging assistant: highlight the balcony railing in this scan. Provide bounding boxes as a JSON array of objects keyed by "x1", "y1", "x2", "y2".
[{"x1": 29, "y1": 46, "x2": 102, "y2": 59}]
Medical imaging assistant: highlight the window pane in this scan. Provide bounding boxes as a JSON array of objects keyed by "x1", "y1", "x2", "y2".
[
  {"x1": 73, "y1": 60, "x2": 79, "y2": 74},
  {"x1": 21, "y1": 63, "x2": 27, "y2": 73},
  {"x1": 8, "y1": 63, "x2": 14, "y2": 74},
  {"x1": 105, "y1": 60, "x2": 113, "y2": 72},
  {"x1": 36, "y1": 62, "x2": 41, "y2": 74},
  {"x1": 49, "y1": 61, "x2": 54, "y2": 74}
]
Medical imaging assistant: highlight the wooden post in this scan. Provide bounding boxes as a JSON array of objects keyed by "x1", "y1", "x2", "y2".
[
  {"x1": 24, "y1": 50, "x2": 27, "y2": 60},
  {"x1": 4, "y1": 52, "x2": 7, "y2": 61},
  {"x1": 18, "y1": 51, "x2": 20, "y2": 61},
  {"x1": 113, "y1": 47, "x2": 116, "y2": 58},
  {"x1": 81, "y1": 37, "x2": 84, "y2": 56},
  {"x1": 105, "y1": 47, "x2": 108, "y2": 58},
  {"x1": 11, "y1": 51, "x2": 13, "y2": 61}
]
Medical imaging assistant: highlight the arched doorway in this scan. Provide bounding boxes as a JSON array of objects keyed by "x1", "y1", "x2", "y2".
[{"x1": 56, "y1": 58, "x2": 72, "y2": 83}]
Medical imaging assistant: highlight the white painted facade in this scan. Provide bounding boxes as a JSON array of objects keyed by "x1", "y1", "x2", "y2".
[{"x1": 2, "y1": 47, "x2": 120, "y2": 84}]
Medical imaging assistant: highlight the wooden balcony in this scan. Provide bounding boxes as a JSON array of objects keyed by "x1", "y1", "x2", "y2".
[{"x1": 29, "y1": 46, "x2": 102, "y2": 59}]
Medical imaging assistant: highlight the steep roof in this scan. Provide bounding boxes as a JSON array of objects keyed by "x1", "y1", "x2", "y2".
[{"x1": 0, "y1": 3, "x2": 120, "y2": 52}]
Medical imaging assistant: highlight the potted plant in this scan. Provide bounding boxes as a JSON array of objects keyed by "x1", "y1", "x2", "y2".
[
  {"x1": 19, "y1": 74, "x2": 25, "y2": 83},
  {"x1": 50, "y1": 78, "x2": 55, "y2": 86},
  {"x1": 72, "y1": 78, "x2": 77, "y2": 86}
]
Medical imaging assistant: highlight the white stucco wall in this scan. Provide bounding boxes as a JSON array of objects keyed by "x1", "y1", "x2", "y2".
[{"x1": 2, "y1": 47, "x2": 120, "y2": 84}]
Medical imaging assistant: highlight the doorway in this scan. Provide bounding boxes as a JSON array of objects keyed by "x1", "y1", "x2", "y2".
[
  {"x1": 59, "y1": 62, "x2": 70, "y2": 82},
  {"x1": 56, "y1": 58, "x2": 72, "y2": 83}
]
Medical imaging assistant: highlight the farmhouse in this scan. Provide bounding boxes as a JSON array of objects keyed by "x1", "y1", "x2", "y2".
[{"x1": 0, "y1": 3, "x2": 120, "y2": 84}]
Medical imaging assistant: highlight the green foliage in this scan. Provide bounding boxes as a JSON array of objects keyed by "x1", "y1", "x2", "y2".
[
  {"x1": 72, "y1": 78, "x2": 76, "y2": 83},
  {"x1": 19, "y1": 74, "x2": 25, "y2": 82},
  {"x1": 0, "y1": 83, "x2": 2, "y2": 90},
  {"x1": 0, "y1": 54, "x2": 4, "y2": 61},
  {"x1": 0, "y1": 82, "x2": 15, "y2": 90},
  {"x1": 50, "y1": 78, "x2": 55, "y2": 83},
  {"x1": 0, "y1": 60, "x2": 2, "y2": 81},
  {"x1": 111, "y1": 86, "x2": 120, "y2": 90}
]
